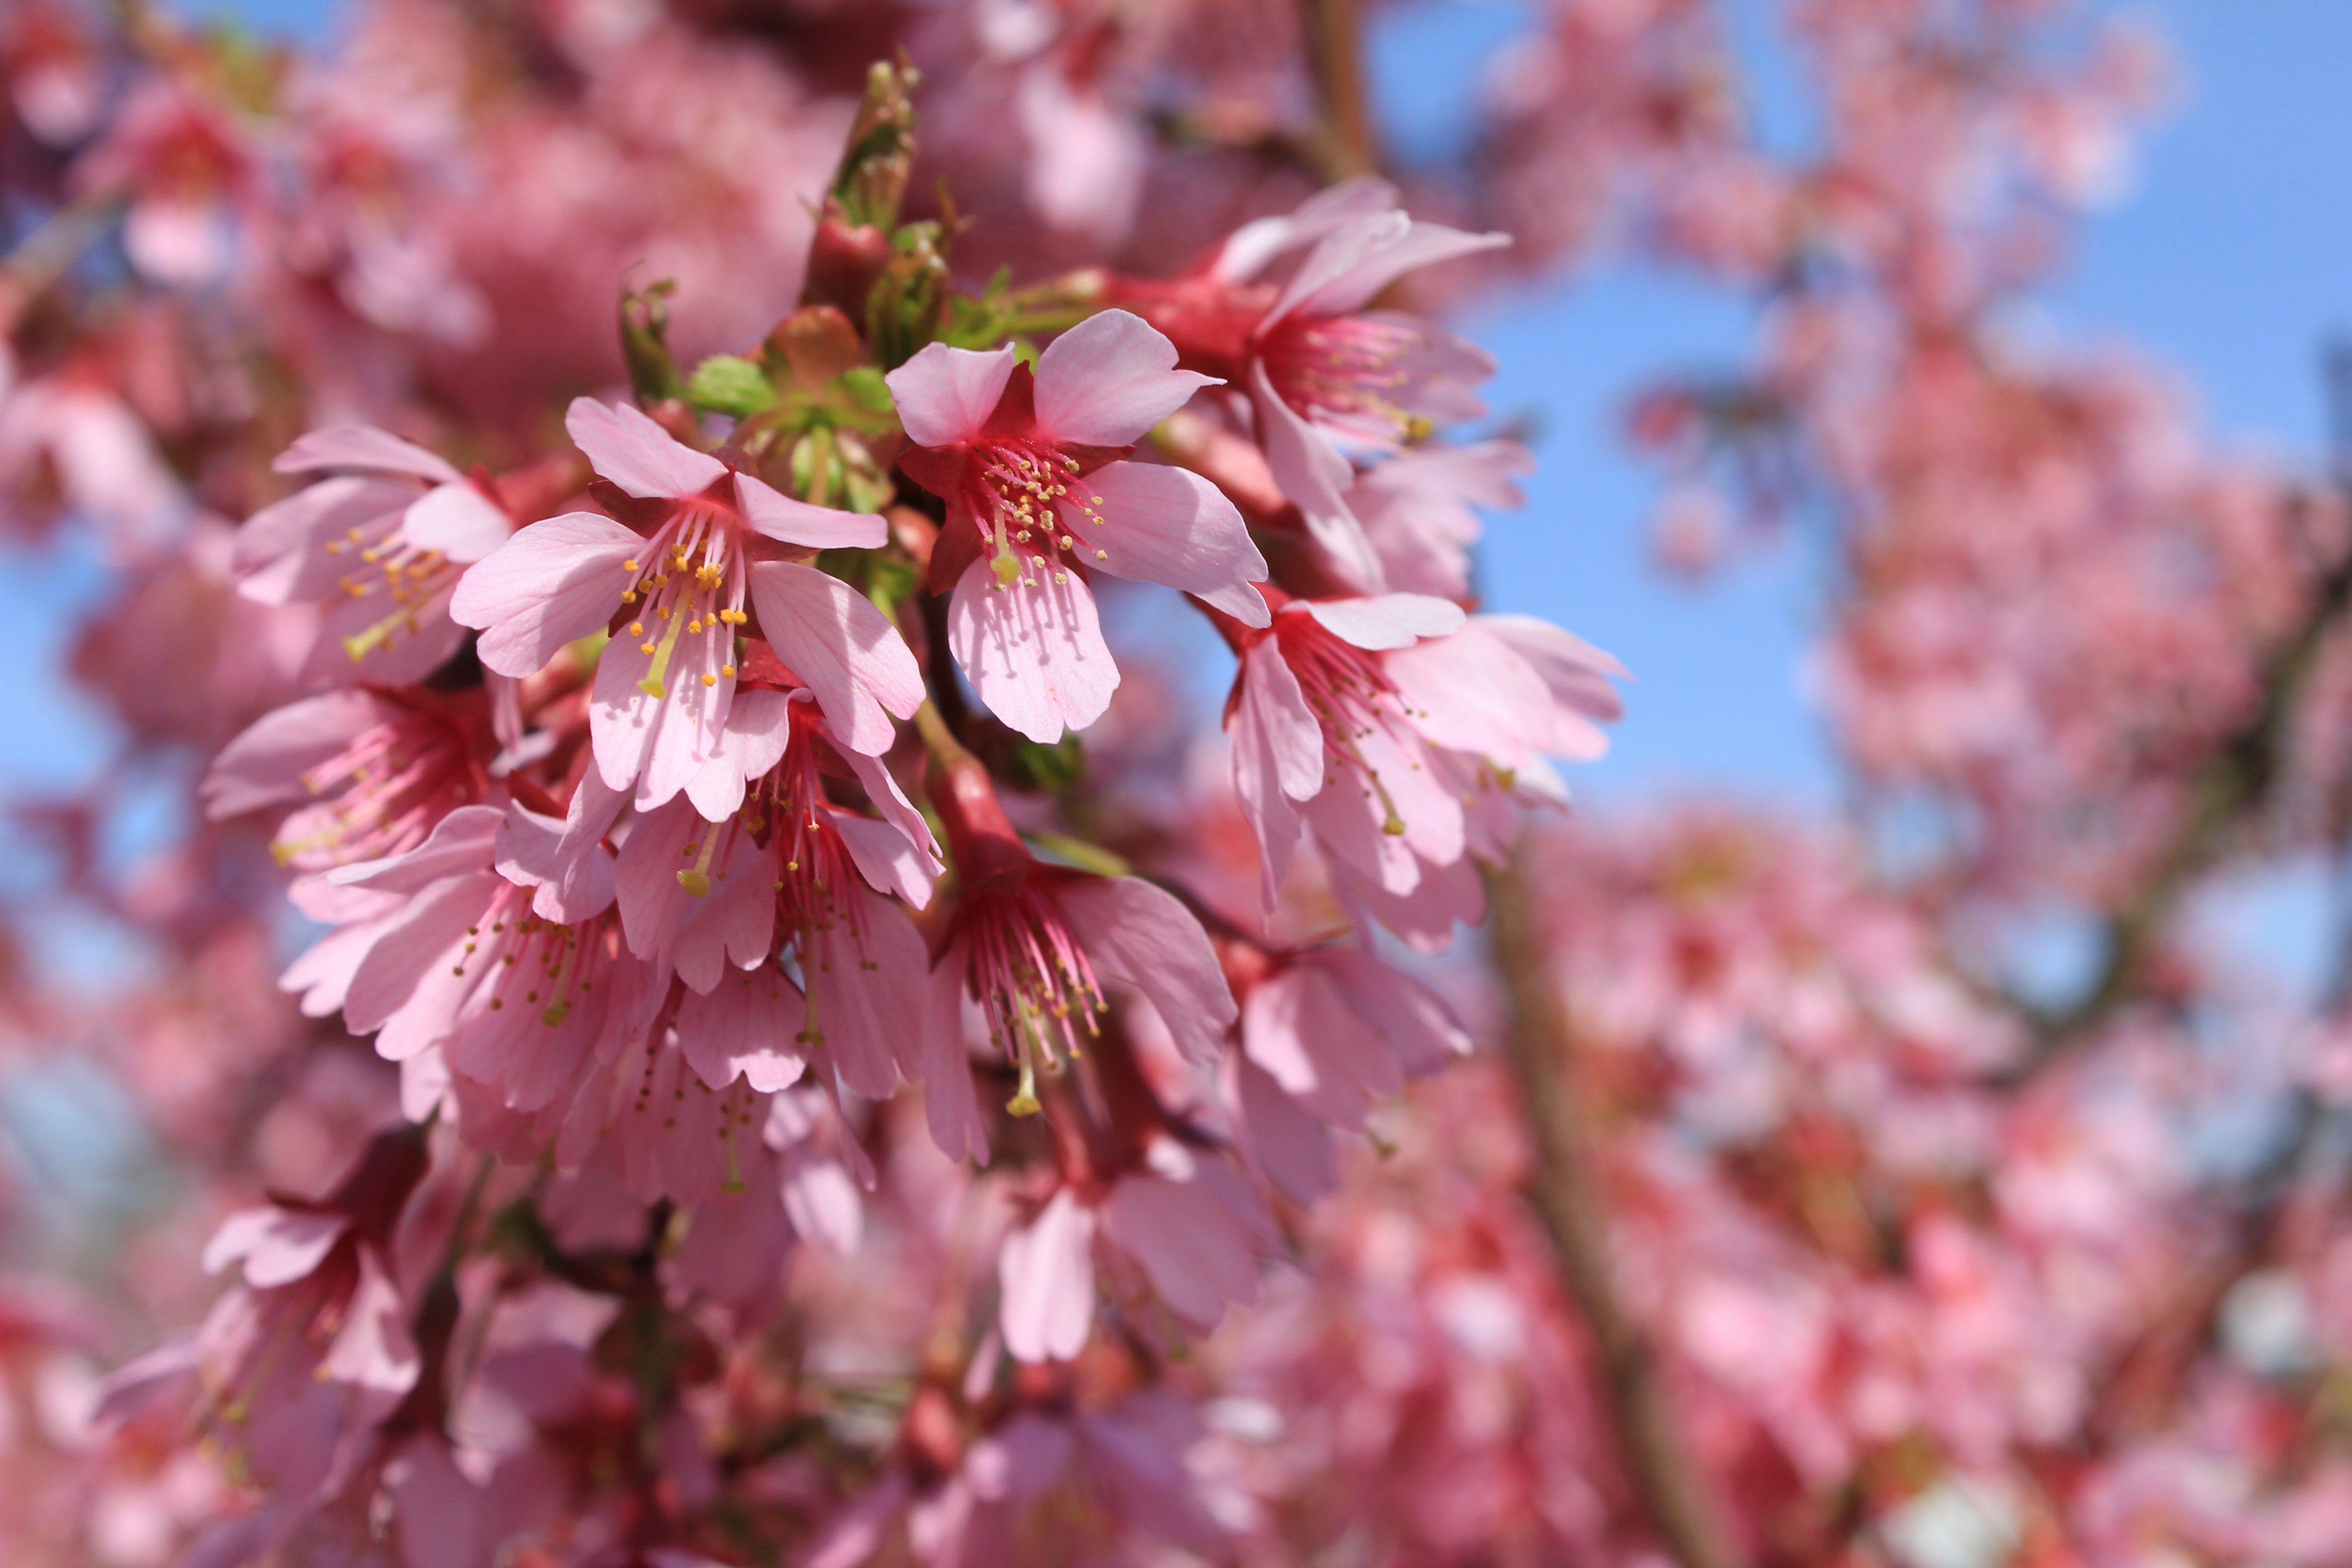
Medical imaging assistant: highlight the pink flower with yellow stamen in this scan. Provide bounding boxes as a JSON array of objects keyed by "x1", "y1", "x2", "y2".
[
  {"x1": 452, "y1": 397, "x2": 921, "y2": 812},
  {"x1": 888, "y1": 309, "x2": 1270, "y2": 743}
]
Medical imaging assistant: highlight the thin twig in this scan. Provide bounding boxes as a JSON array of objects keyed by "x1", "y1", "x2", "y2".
[
  {"x1": 1487, "y1": 857, "x2": 1749, "y2": 1568},
  {"x1": 1300, "y1": 0, "x2": 1377, "y2": 180}
]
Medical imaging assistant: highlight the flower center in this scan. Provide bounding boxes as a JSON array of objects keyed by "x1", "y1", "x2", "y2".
[
  {"x1": 328, "y1": 516, "x2": 455, "y2": 665},
  {"x1": 270, "y1": 708, "x2": 473, "y2": 871},
  {"x1": 957, "y1": 884, "x2": 1106, "y2": 1115},
  {"x1": 1259, "y1": 314, "x2": 1429, "y2": 441},
  {"x1": 615, "y1": 505, "x2": 749, "y2": 700},
  {"x1": 962, "y1": 440, "x2": 1114, "y2": 591},
  {"x1": 1276, "y1": 617, "x2": 1419, "y2": 837}
]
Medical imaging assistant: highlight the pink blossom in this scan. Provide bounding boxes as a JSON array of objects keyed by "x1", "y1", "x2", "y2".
[
  {"x1": 202, "y1": 686, "x2": 487, "y2": 874},
  {"x1": 891, "y1": 308, "x2": 1269, "y2": 741},
  {"x1": 233, "y1": 424, "x2": 515, "y2": 687},
  {"x1": 452, "y1": 397, "x2": 919, "y2": 805},
  {"x1": 1222, "y1": 588, "x2": 1622, "y2": 912}
]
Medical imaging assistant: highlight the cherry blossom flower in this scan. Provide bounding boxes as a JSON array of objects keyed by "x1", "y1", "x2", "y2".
[
  {"x1": 920, "y1": 746, "x2": 1238, "y2": 1161},
  {"x1": 1222, "y1": 588, "x2": 1622, "y2": 911},
  {"x1": 890, "y1": 308, "x2": 1269, "y2": 742},
  {"x1": 453, "y1": 398, "x2": 921, "y2": 806},
  {"x1": 233, "y1": 424, "x2": 516, "y2": 687}
]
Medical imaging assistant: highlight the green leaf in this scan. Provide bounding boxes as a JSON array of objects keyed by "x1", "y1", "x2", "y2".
[
  {"x1": 838, "y1": 365, "x2": 894, "y2": 415},
  {"x1": 687, "y1": 355, "x2": 778, "y2": 417}
]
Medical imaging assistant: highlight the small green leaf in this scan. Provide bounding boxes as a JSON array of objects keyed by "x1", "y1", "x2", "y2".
[
  {"x1": 687, "y1": 355, "x2": 778, "y2": 417},
  {"x1": 1011, "y1": 739, "x2": 1086, "y2": 795},
  {"x1": 838, "y1": 365, "x2": 894, "y2": 415}
]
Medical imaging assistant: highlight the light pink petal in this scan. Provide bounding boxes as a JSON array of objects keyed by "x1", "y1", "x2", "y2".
[
  {"x1": 495, "y1": 790, "x2": 620, "y2": 924},
  {"x1": 671, "y1": 833, "x2": 777, "y2": 993},
  {"x1": 450, "y1": 511, "x2": 639, "y2": 677},
  {"x1": 202, "y1": 1206, "x2": 349, "y2": 1287},
  {"x1": 670, "y1": 1161, "x2": 793, "y2": 1318},
  {"x1": 317, "y1": 1247, "x2": 421, "y2": 1411},
  {"x1": 999, "y1": 1189, "x2": 1097, "y2": 1363},
  {"x1": 1234, "y1": 1057, "x2": 1335, "y2": 1203},
  {"x1": 832, "y1": 810, "x2": 939, "y2": 907},
  {"x1": 734, "y1": 470, "x2": 887, "y2": 549},
  {"x1": 676, "y1": 966, "x2": 805, "y2": 1093},
  {"x1": 802, "y1": 883, "x2": 927, "y2": 1099},
  {"x1": 685, "y1": 686, "x2": 795, "y2": 822},
  {"x1": 747, "y1": 563, "x2": 923, "y2": 757},
  {"x1": 920, "y1": 955, "x2": 990, "y2": 1165},
  {"x1": 302, "y1": 583, "x2": 469, "y2": 690},
  {"x1": 232, "y1": 476, "x2": 414, "y2": 605},
  {"x1": 1066, "y1": 461, "x2": 1268, "y2": 622},
  {"x1": 1299, "y1": 592, "x2": 1464, "y2": 649},
  {"x1": 280, "y1": 910, "x2": 402, "y2": 1019},
  {"x1": 1329, "y1": 851, "x2": 1483, "y2": 955},
  {"x1": 202, "y1": 689, "x2": 392, "y2": 819},
  {"x1": 1384, "y1": 622, "x2": 1558, "y2": 770},
  {"x1": 1102, "y1": 1173, "x2": 1259, "y2": 1329},
  {"x1": 1051, "y1": 877, "x2": 1235, "y2": 1064},
  {"x1": 403, "y1": 482, "x2": 513, "y2": 563},
  {"x1": 590, "y1": 609, "x2": 732, "y2": 807},
  {"x1": 1271, "y1": 214, "x2": 1509, "y2": 325},
  {"x1": 1248, "y1": 361, "x2": 1382, "y2": 589},
  {"x1": 1210, "y1": 175, "x2": 1400, "y2": 284},
  {"x1": 884, "y1": 343, "x2": 1016, "y2": 448},
  {"x1": 1032, "y1": 309, "x2": 1219, "y2": 447},
  {"x1": 564, "y1": 397, "x2": 725, "y2": 498},
  {"x1": 1229, "y1": 642, "x2": 1321, "y2": 908},
  {"x1": 1318, "y1": 945, "x2": 1471, "y2": 1072},
  {"x1": 329, "y1": 805, "x2": 503, "y2": 893},
  {"x1": 946, "y1": 559, "x2": 1118, "y2": 745},
  {"x1": 341, "y1": 871, "x2": 500, "y2": 1037},
  {"x1": 840, "y1": 746, "x2": 944, "y2": 893},
  {"x1": 275, "y1": 425, "x2": 462, "y2": 485}
]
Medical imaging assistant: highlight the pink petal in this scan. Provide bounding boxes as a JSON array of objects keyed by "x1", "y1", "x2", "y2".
[
  {"x1": 684, "y1": 686, "x2": 795, "y2": 822},
  {"x1": 564, "y1": 397, "x2": 726, "y2": 499},
  {"x1": 946, "y1": 559, "x2": 1118, "y2": 745},
  {"x1": 1032, "y1": 310, "x2": 1218, "y2": 447},
  {"x1": 202, "y1": 1206, "x2": 349, "y2": 1288},
  {"x1": 1228, "y1": 642, "x2": 1321, "y2": 908},
  {"x1": 1268, "y1": 213, "x2": 1509, "y2": 326},
  {"x1": 317, "y1": 1247, "x2": 421, "y2": 1410},
  {"x1": 1102, "y1": 1172, "x2": 1259, "y2": 1329},
  {"x1": 840, "y1": 746, "x2": 944, "y2": 894},
  {"x1": 1210, "y1": 175, "x2": 1401, "y2": 284},
  {"x1": 1233, "y1": 1057, "x2": 1335, "y2": 1203},
  {"x1": 280, "y1": 910, "x2": 401, "y2": 1019},
  {"x1": 832, "y1": 810, "x2": 940, "y2": 908},
  {"x1": 1383, "y1": 620, "x2": 1559, "y2": 770},
  {"x1": 450, "y1": 511, "x2": 640, "y2": 677},
  {"x1": 341, "y1": 871, "x2": 500, "y2": 1038},
  {"x1": 1298, "y1": 592, "x2": 1464, "y2": 649},
  {"x1": 328, "y1": 805, "x2": 504, "y2": 894},
  {"x1": 589, "y1": 611, "x2": 732, "y2": 807},
  {"x1": 1067, "y1": 461, "x2": 1268, "y2": 623},
  {"x1": 1330, "y1": 852, "x2": 1484, "y2": 954},
  {"x1": 676, "y1": 965, "x2": 806, "y2": 1093},
  {"x1": 495, "y1": 789, "x2": 620, "y2": 924},
  {"x1": 403, "y1": 482, "x2": 513, "y2": 563},
  {"x1": 921, "y1": 956, "x2": 990, "y2": 1165},
  {"x1": 801, "y1": 882, "x2": 927, "y2": 1099},
  {"x1": 747, "y1": 562, "x2": 923, "y2": 758},
  {"x1": 734, "y1": 470, "x2": 887, "y2": 549},
  {"x1": 999, "y1": 1189, "x2": 1097, "y2": 1363},
  {"x1": 203, "y1": 689, "x2": 392, "y2": 819},
  {"x1": 1248, "y1": 362, "x2": 1382, "y2": 589},
  {"x1": 274, "y1": 425, "x2": 462, "y2": 485},
  {"x1": 1051, "y1": 877, "x2": 1235, "y2": 1064},
  {"x1": 884, "y1": 343, "x2": 1016, "y2": 448}
]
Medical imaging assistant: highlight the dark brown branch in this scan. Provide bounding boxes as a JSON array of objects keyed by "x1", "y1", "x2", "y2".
[
  {"x1": 1300, "y1": 0, "x2": 1377, "y2": 181},
  {"x1": 1487, "y1": 858, "x2": 1749, "y2": 1568}
]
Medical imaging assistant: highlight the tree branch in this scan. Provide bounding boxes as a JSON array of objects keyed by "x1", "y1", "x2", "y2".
[{"x1": 1487, "y1": 858, "x2": 1749, "y2": 1568}]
